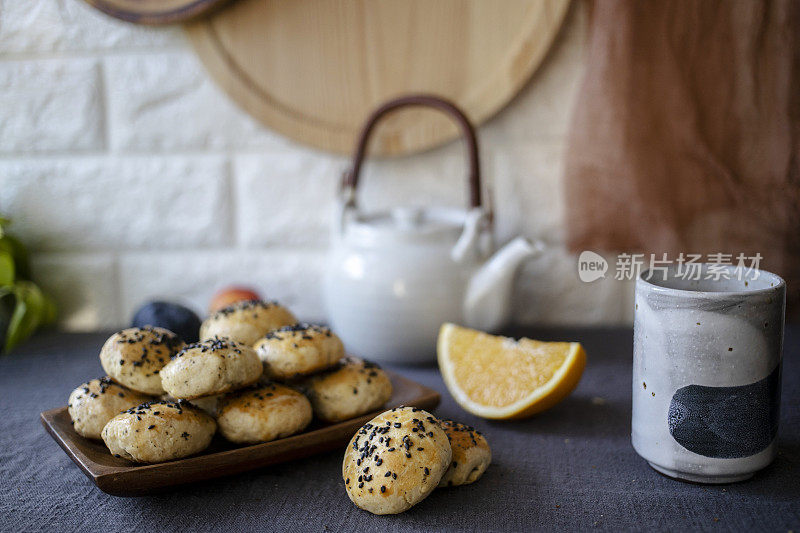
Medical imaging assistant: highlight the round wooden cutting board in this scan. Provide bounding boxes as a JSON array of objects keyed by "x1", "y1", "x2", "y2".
[
  {"x1": 83, "y1": 0, "x2": 232, "y2": 25},
  {"x1": 186, "y1": 0, "x2": 571, "y2": 156}
]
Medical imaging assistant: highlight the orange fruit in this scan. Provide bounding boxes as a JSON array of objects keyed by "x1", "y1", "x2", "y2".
[
  {"x1": 437, "y1": 323, "x2": 586, "y2": 419},
  {"x1": 209, "y1": 286, "x2": 261, "y2": 313}
]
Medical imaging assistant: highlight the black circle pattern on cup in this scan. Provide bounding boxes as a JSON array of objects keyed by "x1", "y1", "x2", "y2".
[{"x1": 667, "y1": 364, "x2": 781, "y2": 459}]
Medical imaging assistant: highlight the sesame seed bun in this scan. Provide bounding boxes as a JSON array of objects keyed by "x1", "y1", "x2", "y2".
[
  {"x1": 437, "y1": 419, "x2": 491, "y2": 487},
  {"x1": 68, "y1": 377, "x2": 153, "y2": 440},
  {"x1": 342, "y1": 407, "x2": 451, "y2": 515},
  {"x1": 254, "y1": 324, "x2": 343, "y2": 380},
  {"x1": 160, "y1": 337, "x2": 263, "y2": 400},
  {"x1": 300, "y1": 357, "x2": 392, "y2": 423},
  {"x1": 199, "y1": 300, "x2": 296, "y2": 346},
  {"x1": 216, "y1": 383, "x2": 312, "y2": 444},
  {"x1": 101, "y1": 400, "x2": 216, "y2": 463},
  {"x1": 99, "y1": 327, "x2": 184, "y2": 395}
]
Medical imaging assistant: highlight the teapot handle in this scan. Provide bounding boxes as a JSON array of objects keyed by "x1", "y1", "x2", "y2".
[{"x1": 341, "y1": 94, "x2": 483, "y2": 211}]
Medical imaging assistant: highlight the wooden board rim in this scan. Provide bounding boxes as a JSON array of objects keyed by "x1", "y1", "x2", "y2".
[
  {"x1": 82, "y1": 0, "x2": 234, "y2": 25},
  {"x1": 185, "y1": 0, "x2": 572, "y2": 156}
]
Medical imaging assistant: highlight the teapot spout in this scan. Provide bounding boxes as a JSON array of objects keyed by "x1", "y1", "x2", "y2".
[{"x1": 463, "y1": 237, "x2": 541, "y2": 332}]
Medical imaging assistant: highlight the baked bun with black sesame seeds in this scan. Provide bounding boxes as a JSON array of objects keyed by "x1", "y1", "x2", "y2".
[
  {"x1": 300, "y1": 357, "x2": 392, "y2": 423},
  {"x1": 99, "y1": 327, "x2": 185, "y2": 395},
  {"x1": 342, "y1": 407, "x2": 452, "y2": 515},
  {"x1": 101, "y1": 400, "x2": 216, "y2": 463},
  {"x1": 161, "y1": 393, "x2": 221, "y2": 417},
  {"x1": 160, "y1": 337, "x2": 263, "y2": 400},
  {"x1": 437, "y1": 419, "x2": 491, "y2": 487},
  {"x1": 216, "y1": 383, "x2": 312, "y2": 444},
  {"x1": 68, "y1": 377, "x2": 153, "y2": 440},
  {"x1": 254, "y1": 324, "x2": 343, "y2": 380},
  {"x1": 199, "y1": 300, "x2": 296, "y2": 346}
]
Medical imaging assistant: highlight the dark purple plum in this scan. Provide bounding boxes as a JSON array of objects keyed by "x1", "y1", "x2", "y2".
[{"x1": 131, "y1": 301, "x2": 201, "y2": 343}]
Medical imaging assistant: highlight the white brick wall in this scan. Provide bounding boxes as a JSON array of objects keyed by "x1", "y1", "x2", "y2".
[
  {"x1": 105, "y1": 52, "x2": 287, "y2": 151},
  {"x1": 0, "y1": 0, "x2": 181, "y2": 53},
  {"x1": 0, "y1": 59, "x2": 104, "y2": 152},
  {"x1": 234, "y1": 150, "x2": 343, "y2": 247},
  {"x1": 0, "y1": 0, "x2": 631, "y2": 331},
  {"x1": 0, "y1": 155, "x2": 232, "y2": 249}
]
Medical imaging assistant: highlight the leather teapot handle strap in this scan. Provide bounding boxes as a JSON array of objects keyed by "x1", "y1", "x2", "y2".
[{"x1": 342, "y1": 94, "x2": 482, "y2": 209}]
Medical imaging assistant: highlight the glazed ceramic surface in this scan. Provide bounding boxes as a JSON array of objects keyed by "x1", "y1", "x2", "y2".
[
  {"x1": 632, "y1": 264, "x2": 785, "y2": 483},
  {"x1": 324, "y1": 206, "x2": 534, "y2": 364},
  {"x1": 324, "y1": 96, "x2": 536, "y2": 364}
]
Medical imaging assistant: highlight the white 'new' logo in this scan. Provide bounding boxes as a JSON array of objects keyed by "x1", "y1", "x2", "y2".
[{"x1": 578, "y1": 251, "x2": 607, "y2": 282}]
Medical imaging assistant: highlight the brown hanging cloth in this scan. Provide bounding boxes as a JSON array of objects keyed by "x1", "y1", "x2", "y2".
[{"x1": 564, "y1": 0, "x2": 800, "y2": 317}]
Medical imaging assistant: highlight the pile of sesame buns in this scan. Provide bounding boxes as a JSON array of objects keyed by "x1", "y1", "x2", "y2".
[
  {"x1": 342, "y1": 407, "x2": 491, "y2": 515},
  {"x1": 67, "y1": 299, "x2": 393, "y2": 463}
]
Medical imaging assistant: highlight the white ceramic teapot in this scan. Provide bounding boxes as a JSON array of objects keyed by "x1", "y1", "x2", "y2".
[{"x1": 323, "y1": 95, "x2": 539, "y2": 364}]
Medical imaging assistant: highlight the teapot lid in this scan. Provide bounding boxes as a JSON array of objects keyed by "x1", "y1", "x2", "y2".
[{"x1": 343, "y1": 206, "x2": 468, "y2": 245}]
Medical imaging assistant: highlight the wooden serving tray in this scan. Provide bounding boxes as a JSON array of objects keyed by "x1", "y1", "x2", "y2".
[{"x1": 40, "y1": 371, "x2": 439, "y2": 496}]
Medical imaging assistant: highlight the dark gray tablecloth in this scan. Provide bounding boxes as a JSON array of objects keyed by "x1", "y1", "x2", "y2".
[{"x1": 1, "y1": 327, "x2": 798, "y2": 532}]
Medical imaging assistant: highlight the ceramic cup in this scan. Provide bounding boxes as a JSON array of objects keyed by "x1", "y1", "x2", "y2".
[{"x1": 632, "y1": 264, "x2": 785, "y2": 483}]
